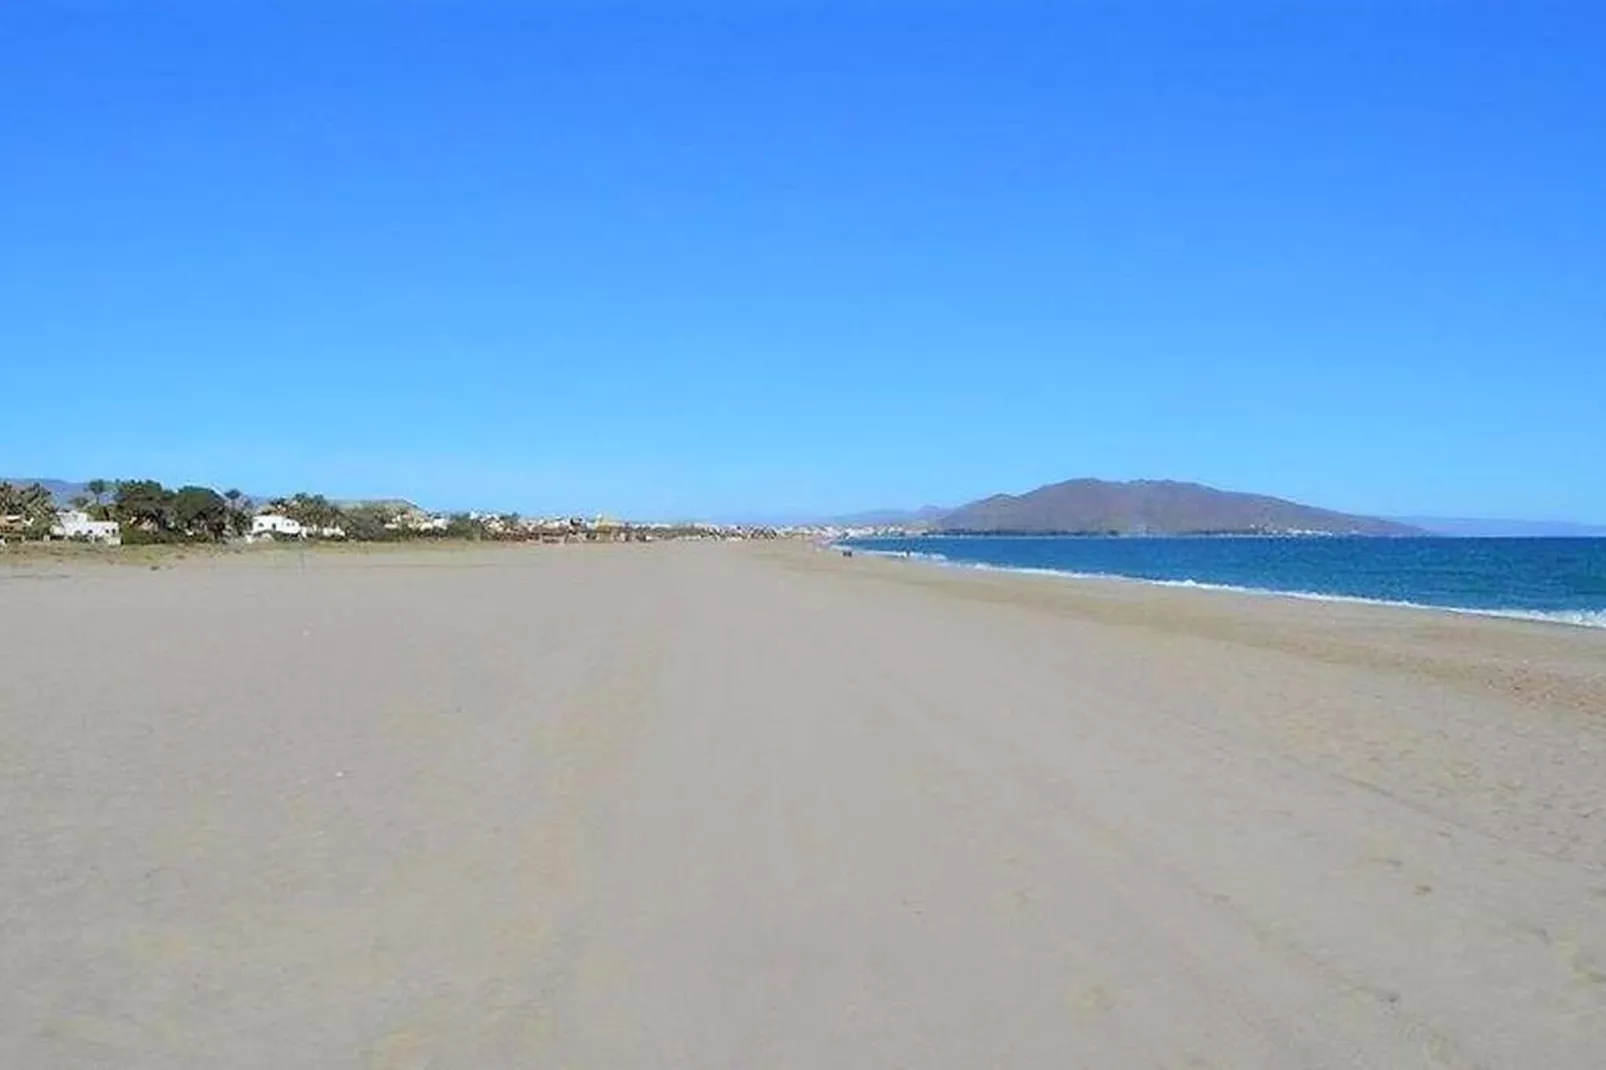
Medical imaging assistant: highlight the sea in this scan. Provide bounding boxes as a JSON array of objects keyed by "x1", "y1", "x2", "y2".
[{"x1": 841, "y1": 535, "x2": 1606, "y2": 629}]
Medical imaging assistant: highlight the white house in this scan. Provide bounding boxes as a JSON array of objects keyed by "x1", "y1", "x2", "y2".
[
  {"x1": 51, "y1": 509, "x2": 122, "y2": 545},
  {"x1": 251, "y1": 514, "x2": 305, "y2": 538},
  {"x1": 384, "y1": 511, "x2": 449, "y2": 533}
]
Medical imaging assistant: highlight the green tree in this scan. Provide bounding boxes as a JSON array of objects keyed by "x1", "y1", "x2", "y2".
[
  {"x1": 171, "y1": 486, "x2": 230, "y2": 541},
  {"x1": 79, "y1": 480, "x2": 113, "y2": 520},
  {"x1": 445, "y1": 513, "x2": 486, "y2": 540},
  {"x1": 279, "y1": 493, "x2": 345, "y2": 534},
  {"x1": 341, "y1": 504, "x2": 394, "y2": 542},
  {"x1": 114, "y1": 480, "x2": 174, "y2": 532},
  {"x1": 222, "y1": 489, "x2": 251, "y2": 537},
  {"x1": 16, "y1": 483, "x2": 57, "y2": 539}
]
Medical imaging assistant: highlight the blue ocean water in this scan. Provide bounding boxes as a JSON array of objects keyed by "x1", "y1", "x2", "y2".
[{"x1": 843, "y1": 536, "x2": 1606, "y2": 628}]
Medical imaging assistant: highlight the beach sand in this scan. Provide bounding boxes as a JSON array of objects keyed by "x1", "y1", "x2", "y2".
[{"x1": 4, "y1": 541, "x2": 1604, "y2": 1067}]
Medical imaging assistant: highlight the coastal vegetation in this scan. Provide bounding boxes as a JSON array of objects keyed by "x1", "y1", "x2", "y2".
[
  {"x1": 0, "y1": 478, "x2": 777, "y2": 547},
  {"x1": 0, "y1": 481, "x2": 58, "y2": 539}
]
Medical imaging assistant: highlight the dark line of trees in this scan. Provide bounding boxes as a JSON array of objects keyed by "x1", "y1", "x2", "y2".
[
  {"x1": 106, "y1": 480, "x2": 250, "y2": 543},
  {"x1": 1, "y1": 479, "x2": 254, "y2": 543},
  {"x1": 0, "y1": 478, "x2": 507, "y2": 545},
  {"x1": 4, "y1": 478, "x2": 782, "y2": 546}
]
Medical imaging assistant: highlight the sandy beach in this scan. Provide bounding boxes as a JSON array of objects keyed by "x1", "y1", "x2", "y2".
[{"x1": 4, "y1": 541, "x2": 1604, "y2": 1068}]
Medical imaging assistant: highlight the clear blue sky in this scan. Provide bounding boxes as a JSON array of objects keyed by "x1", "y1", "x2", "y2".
[{"x1": 4, "y1": 2, "x2": 1603, "y2": 521}]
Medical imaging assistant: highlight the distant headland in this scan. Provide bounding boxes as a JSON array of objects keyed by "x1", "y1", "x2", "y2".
[{"x1": 843, "y1": 478, "x2": 1421, "y2": 537}]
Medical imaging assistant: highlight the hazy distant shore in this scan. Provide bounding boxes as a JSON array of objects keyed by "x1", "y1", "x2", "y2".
[{"x1": 6, "y1": 542, "x2": 1604, "y2": 1067}]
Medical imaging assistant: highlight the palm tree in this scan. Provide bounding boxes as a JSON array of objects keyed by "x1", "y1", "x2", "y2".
[
  {"x1": 224, "y1": 488, "x2": 249, "y2": 538},
  {"x1": 86, "y1": 478, "x2": 109, "y2": 507}
]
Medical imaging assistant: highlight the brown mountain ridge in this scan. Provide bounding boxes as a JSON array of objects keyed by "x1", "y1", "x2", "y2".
[{"x1": 936, "y1": 479, "x2": 1422, "y2": 536}]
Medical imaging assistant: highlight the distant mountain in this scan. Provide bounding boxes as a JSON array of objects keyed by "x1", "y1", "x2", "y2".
[
  {"x1": 1, "y1": 478, "x2": 89, "y2": 503},
  {"x1": 1394, "y1": 517, "x2": 1606, "y2": 538},
  {"x1": 938, "y1": 479, "x2": 1421, "y2": 536},
  {"x1": 335, "y1": 498, "x2": 423, "y2": 513}
]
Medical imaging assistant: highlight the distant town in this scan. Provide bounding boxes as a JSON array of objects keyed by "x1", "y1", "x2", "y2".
[
  {"x1": 0, "y1": 478, "x2": 895, "y2": 549},
  {"x1": 14, "y1": 473, "x2": 1520, "y2": 551}
]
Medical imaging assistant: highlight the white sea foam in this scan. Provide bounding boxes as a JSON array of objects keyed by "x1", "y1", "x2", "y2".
[
  {"x1": 851, "y1": 547, "x2": 1606, "y2": 629},
  {"x1": 852, "y1": 548, "x2": 951, "y2": 564}
]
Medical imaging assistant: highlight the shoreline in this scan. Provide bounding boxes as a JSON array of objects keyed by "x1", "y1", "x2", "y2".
[
  {"x1": 792, "y1": 541, "x2": 1606, "y2": 719},
  {"x1": 838, "y1": 543, "x2": 1606, "y2": 630}
]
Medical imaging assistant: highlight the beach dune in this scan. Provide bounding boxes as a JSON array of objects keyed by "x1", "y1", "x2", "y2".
[{"x1": 3, "y1": 542, "x2": 1604, "y2": 1067}]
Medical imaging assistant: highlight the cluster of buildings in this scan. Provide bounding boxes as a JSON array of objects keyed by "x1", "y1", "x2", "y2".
[
  {"x1": 464, "y1": 514, "x2": 775, "y2": 543},
  {"x1": 479, "y1": 514, "x2": 646, "y2": 542},
  {"x1": 247, "y1": 514, "x2": 349, "y2": 541},
  {"x1": 50, "y1": 509, "x2": 124, "y2": 545},
  {"x1": 0, "y1": 509, "x2": 126, "y2": 545},
  {"x1": 0, "y1": 509, "x2": 123, "y2": 545},
  {"x1": 245, "y1": 507, "x2": 778, "y2": 544},
  {"x1": 7, "y1": 501, "x2": 783, "y2": 548},
  {"x1": 773, "y1": 523, "x2": 921, "y2": 541},
  {"x1": 245, "y1": 508, "x2": 634, "y2": 543}
]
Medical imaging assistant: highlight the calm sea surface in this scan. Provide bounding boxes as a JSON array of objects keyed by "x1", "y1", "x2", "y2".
[{"x1": 842, "y1": 536, "x2": 1606, "y2": 627}]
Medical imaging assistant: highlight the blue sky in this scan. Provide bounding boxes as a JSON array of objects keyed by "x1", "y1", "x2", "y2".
[{"x1": 4, "y1": 2, "x2": 1603, "y2": 521}]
